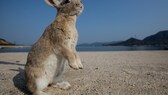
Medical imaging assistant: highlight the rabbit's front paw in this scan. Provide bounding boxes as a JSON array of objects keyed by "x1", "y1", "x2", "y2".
[
  {"x1": 77, "y1": 59, "x2": 83, "y2": 69},
  {"x1": 69, "y1": 62, "x2": 79, "y2": 70}
]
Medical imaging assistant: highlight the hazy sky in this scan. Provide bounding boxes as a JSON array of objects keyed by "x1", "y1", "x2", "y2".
[{"x1": 0, "y1": 0, "x2": 168, "y2": 45}]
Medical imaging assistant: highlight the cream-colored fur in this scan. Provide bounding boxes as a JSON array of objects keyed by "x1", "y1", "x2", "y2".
[{"x1": 25, "y1": 0, "x2": 84, "y2": 95}]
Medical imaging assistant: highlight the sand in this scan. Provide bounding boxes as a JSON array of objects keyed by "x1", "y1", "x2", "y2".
[{"x1": 0, "y1": 51, "x2": 168, "y2": 95}]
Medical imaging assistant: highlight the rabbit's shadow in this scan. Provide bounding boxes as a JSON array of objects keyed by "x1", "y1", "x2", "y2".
[{"x1": 11, "y1": 67, "x2": 31, "y2": 95}]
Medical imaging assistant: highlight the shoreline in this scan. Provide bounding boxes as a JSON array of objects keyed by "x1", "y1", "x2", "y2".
[
  {"x1": 0, "y1": 45, "x2": 167, "y2": 53},
  {"x1": 0, "y1": 45, "x2": 31, "y2": 49},
  {"x1": 0, "y1": 45, "x2": 31, "y2": 48}
]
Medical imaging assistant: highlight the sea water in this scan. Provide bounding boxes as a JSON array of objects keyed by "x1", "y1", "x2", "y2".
[{"x1": 0, "y1": 46, "x2": 165, "y2": 53}]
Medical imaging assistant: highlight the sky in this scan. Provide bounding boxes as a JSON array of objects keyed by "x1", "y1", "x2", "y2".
[{"x1": 0, "y1": 0, "x2": 168, "y2": 45}]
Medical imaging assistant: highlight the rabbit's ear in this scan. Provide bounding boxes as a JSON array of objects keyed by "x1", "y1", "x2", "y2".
[{"x1": 44, "y1": 0, "x2": 61, "y2": 7}]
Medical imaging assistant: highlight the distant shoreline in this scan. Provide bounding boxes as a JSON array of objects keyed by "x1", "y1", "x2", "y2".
[
  {"x1": 0, "y1": 45, "x2": 167, "y2": 53},
  {"x1": 0, "y1": 45, "x2": 31, "y2": 49}
]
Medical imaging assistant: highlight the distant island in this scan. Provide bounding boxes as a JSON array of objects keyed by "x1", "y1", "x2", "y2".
[
  {"x1": 0, "y1": 38, "x2": 15, "y2": 46},
  {"x1": 107, "y1": 30, "x2": 168, "y2": 46},
  {"x1": 1, "y1": 30, "x2": 168, "y2": 48},
  {"x1": 78, "y1": 30, "x2": 168, "y2": 47},
  {"x1": 0, "y1": 38, "x2": 31, "y2": 49}
]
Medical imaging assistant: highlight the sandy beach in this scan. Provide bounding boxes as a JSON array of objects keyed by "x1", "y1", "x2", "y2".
[{"x1": 0, "y1": 51, "x2": 168, "y2": 95}]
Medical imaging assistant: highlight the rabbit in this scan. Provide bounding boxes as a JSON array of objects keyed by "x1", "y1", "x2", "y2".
[{"x1": 24, "y1": 0, "x2": 84, "y2": 95}]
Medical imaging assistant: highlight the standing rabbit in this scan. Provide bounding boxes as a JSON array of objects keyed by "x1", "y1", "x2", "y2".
[{"x1": 25, "y1": 0, "x2": 84, "y2": 95}]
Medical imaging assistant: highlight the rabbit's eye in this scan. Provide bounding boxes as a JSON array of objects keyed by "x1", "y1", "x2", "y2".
[
  {"x1": 61, "y1": 0, "x2": 70, "y2": 5},
  {"x1": 64, "y1": 0, "x2": 70, "y2": 4}
]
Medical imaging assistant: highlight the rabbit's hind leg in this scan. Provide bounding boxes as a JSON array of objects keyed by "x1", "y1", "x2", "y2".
[
  {"x1": 52, "y1": 81, "x2": 71, "y2": 90},
  {"x1": 26, "y1": 67, "x2": 49, "y2": 95},
  {"x1": 51, "y1": 57, "x2": 71, "y2": 90},
  {"x1": 33, "y1": 77, "x2": 49, "y2": 95}
]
